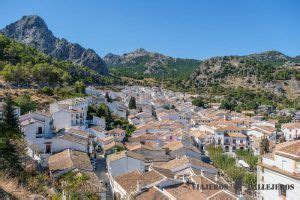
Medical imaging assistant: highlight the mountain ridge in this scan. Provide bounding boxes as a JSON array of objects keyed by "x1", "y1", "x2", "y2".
[{"x1": 0, "y1": 15, "x2": 108, "y2": 75}]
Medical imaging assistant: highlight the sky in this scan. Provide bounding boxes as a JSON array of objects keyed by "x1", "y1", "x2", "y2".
[{"x1": 0, "y1": 0, "x2": 299, "y2": 59}]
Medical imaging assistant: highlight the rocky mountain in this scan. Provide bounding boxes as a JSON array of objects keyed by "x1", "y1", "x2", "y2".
[
  {"x1": 0, "y1": 15, "x2": 108, "y2": 75},
  {"x1": 246, "y1": 50, "x2": 290, "y2": 62},
  {"x1": 187, "y1": 51, "x2": 300, "y2": 97},
  {"x1": 105, "y1": 48, "x2": 200, "y2": 79},
  {"x1": 103, "y1": 53, "x2": 122, "y2": 65}
]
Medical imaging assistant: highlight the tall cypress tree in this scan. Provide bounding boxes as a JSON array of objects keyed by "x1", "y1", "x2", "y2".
[
  {"x1": 2, "y1": 95, "x2": 22, "y2": 140},
  {"x1": 105, "y1": 92, "x2": 112, "y2": 103},
  {"x1": 0, "y1": 95, "x2": 24, "y2": 171},
  {"x1": 128, "y1": 96, "x2": 137, "y2": 109}
]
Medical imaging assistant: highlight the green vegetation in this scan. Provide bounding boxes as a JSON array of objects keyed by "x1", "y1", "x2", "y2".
[
  {"x1": 14, "y1": 94, "x2": 37, "y2": 114},
  {"x1": 207, "y1": 145, "x2": 257, "y2": 190},
  {"x1": 74, "y1": 81, "x2": 86, "y2": 94},
  {"x1": 192, "y1": 97, "x2": 205, "y2": 107},
  {"x1": 0, "y1": 95, "x2": 24, "y2": 172},
  {"x1": 125, "y1": 124, "x2": 136, "y2": 137},
  {"x1": 192, "y1": 57, "x2": 300, "y2": 87},
  {"x1": 109, "y1": 57, "x2": 200, "y2": 81},
  {"x1": 41, "y1": 86, "x2": 54, "y2": 96},
  {"x1": 55, "y1": 171, "x2": 99, "y2": 199},
  {"x1": 87, "y1": 103, "x2": 113, "y2": 128},
  {"x1": 52, "y1": 86, "x2": 86, "y2": 99},
  {"x1": 105, "y1": 92, "x2": 112, "y2": 103},
  {"x1": 87, "y1": 103, "x2": 136, "y2": 133},
  {"x1": 235, "y1": 149, "x2": 259, "y2": 171},
  {"x1": 0, "y1": 34, "x2": 120, "y2": 86},
  {"x1": 219, "y1": 86, "x2": 297, "y2": 111},
  {"x1": 128, "y1": 96, "x2": 137, "y2": 109}
]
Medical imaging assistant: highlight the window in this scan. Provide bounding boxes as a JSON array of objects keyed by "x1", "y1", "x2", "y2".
[
  {"x1": 37, "y1": 127, "x2": 43, "y2": 134},
  {"x1": 232, "y1": 146, "x2": 236, "y2": 151},
  {"x1": 45, "y1": 144, "x2": 51, "y2": 154},
  {"x1": 233, "y1": 139, "x2": 236, "y2": 144},
  {"x1": 240, "y1": 140, "x2": 243, "y2": 143},
  {"x1": 225, "y1": 146, "x2": 229, "y2": 152},
  {"x1": 261, "y1": 176, "x2": 264, "y2": 182}
]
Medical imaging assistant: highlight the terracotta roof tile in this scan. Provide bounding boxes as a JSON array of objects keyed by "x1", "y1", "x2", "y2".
[
  {"x1": 136, "y1": 187, "x2": 170, "y2": 200},
  {"x1": 48, "y1": 149, "x2": 92, "y2": 173}
]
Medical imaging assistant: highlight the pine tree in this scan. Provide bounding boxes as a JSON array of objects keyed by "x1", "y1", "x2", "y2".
[
  {"x1": 0, "y1": 95, "x2": 24, "y2": 171},
  {"x1": 105, "y1": 92, "x2": 112, "y2": 103},
  {"x1": 2, "y1": 95, "x2": 23, "y2": 140},
  {"x1": 128, "y1": 96, "x2": 136, "y2": 109}
]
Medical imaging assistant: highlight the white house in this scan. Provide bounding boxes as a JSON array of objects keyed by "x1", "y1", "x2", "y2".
[
  {"x1": 50, "y1": 98, "x2": 90, "y2": 131},
  {"x1": 20, "y1": 111, "x2": 92, "y2": 167},
  {"x1": 156, "y1": 110, "x2": 180, "y2": 121},
  {"x1": 110, "y1": 169, "x2": 166, "y2": 199},
  {"x1": 281, "y1": 122, "x2": 300, "y2": 141},
  {"x1": 107, "y1": 101, "x2": 127, "y2": 119},
  {"x1": 257, "y1": 140, "x2": 300, "y2": 200},
  {"x1": 50, "y1": 97, "x2": 89, "y2": 114},
  {"x1": 201, "y1": 123, "x2": 249, "y2": 153},
  {"x1": 106, "y1": 151, "x2": 145, "y2": 178},
  {"x1": 52, "y1": 109, "x2": 86, "y2": 131},
  {"x1": 20, "y1": 112, "x2": 53, "y2": 160}
]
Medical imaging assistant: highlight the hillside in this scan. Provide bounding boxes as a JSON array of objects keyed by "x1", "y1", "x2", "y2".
[
  {"x1": 0, "y1": 34, "x2": 118, "y2": 87},
  {"x1": 105, "y1": 48, "x2": 201, "y2": 80},
  {"x1": 186, "y1": 51, "x2": 300, "y2": 98},
  {"x1": 1, "y1": 15, "x2": 108, "y2": 75}
]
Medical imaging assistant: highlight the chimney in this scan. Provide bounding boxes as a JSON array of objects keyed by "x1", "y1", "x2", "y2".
[
  {"x1": 136, "y1": 180, "x2": 141, "y2": 193},
  {"x1": 200, "y1": 170, "x2": 204, "y2": 176},
  {"x1": 182, "y1": 176, "x2": 187, "y2": 183},
  {"x1": 215, "y1": 173, "x2": 219, "y2": 182}
]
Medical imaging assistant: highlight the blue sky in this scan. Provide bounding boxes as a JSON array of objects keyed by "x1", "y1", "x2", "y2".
[{"x1": 1, "y1": 0, "x2": 299, "y2": 59}]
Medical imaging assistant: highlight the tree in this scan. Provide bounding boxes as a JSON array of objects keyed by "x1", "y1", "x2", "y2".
[
  {"x1": 128, "y1": 96, "x2": 137, "y2": 109},
  {"x1": 125, "y1": 124, "x2": 136, "y2": 138},
  {"x1": 14, "y1": 94, "x2": 37, "y2": 114},
  {"x1": 87, "y1": 105, "x2": 97, "y2": 120},
  {"x1": 260, "y1": 136, "x2": 270, "y2": 154},
  {"x1": 220, "y1": 98, "x2": 236, "y2": 111},
  {"x1": 105, "y1": 92, "x2": 112, "y2": 103},
  {"x1": 42, "y1": 86, "x2": 54, "y2": 96},
  {"x1": 96, "y1": 103, "x2": 112, "y2": 129},
  {"x1": 243, "y1": 173, "x2": 257, "y2": 190},
  {"x1": 0, "y1": 95, "x2": 24, "y2": 171},
  {"x1": 192, "y1": 97, "x2": 205, "y2": 107},
  {"x1": 74, "y1": 81, "x2": 86, "y2": 94}
]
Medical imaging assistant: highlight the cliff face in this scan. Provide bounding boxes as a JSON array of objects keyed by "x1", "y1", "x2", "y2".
[{"x1": 1, "y1": 15, "x2": 108, "y2": 75}]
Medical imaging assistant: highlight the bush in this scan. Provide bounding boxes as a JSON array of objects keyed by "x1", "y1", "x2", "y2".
[
  {"x1": 192, "y1": 97, "x2": 205, "y2": 107},
  {"x1": 14, "y1": 94, "x2": 37, "y2": 114},
  {"x1": 42, "y1": 86, "x2": 54, "y2": 96}
]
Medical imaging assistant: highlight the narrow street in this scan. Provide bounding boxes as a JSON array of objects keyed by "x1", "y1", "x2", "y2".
[{"x1": 94, "y1": 155, "x2": 113, "y2": 200}]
